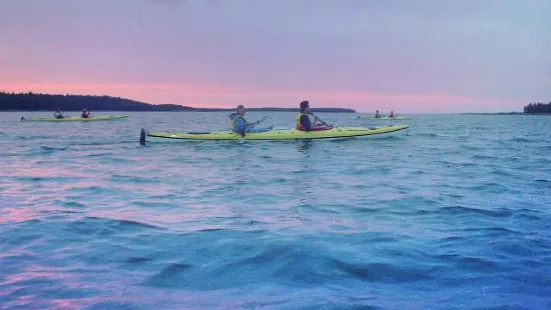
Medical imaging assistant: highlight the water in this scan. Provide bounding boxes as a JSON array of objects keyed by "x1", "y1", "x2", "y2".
[{"x1": 1, "y1": 111, "x2": 550, "y2": 309}]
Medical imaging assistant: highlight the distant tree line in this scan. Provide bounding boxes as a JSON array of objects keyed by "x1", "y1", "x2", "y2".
[
  {"x1": 524, "y1": 102, "x2": 551, "y2": 114},
  {"x1": 0, "y1": 91, "x2": 356, "y2": 113},
  {"x1": 0, "y1": 91, "x2": 188, "y2": 111}
]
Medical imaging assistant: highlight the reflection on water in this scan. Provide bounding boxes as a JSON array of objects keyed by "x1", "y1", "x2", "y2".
[
  {"x1": 296, "y1": 139, "x2": 314, "y2": 153},
  {"x1": 1, "y1": 112, "x2": 551, "y2": 309}
]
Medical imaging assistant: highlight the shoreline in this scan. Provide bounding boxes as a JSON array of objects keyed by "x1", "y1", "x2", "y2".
[
  {"x1": 6, "y1": 111, "x2": 549, "y2": 115},
  {"x1": 4, "y1": 109, "x2": 356, "y2": 113},
  {"x1": 460, "y1": 112, "x2": 550, "y2": 115}
]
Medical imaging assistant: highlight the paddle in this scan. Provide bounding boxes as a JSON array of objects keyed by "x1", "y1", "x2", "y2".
[
  {"x1": 245, "y1": 116, "x2": 270, "y2": 130},
  {"x1": 239, "y1": 116, "x2": 272, "y2": 142},
  {"x1": 309, "y1": 113, "x2": 332, "y2": 127}
]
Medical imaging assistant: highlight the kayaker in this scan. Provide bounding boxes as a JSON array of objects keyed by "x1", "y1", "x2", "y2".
[
  {"x1": 389, "y1": 111, "x2": 395, "y2": 118},
  {"x1": 375, "y1": 110, "x2": 380, "y2": 118},
  {"x1": 296, "y1": 100, "x2": 333, "y2": 131},
  {"x1": 229, "y1": 105, "x2": 269, "y2": 135},
  {"x1": 54, "y1": 109, "x2": 64, "y2": 119},
  {"x1": 81, "y1": 109, "x2": 90, "y2": 118}
]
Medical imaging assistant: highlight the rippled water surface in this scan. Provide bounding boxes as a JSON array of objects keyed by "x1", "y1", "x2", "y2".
[{"x1": 1, "y1": 111, "x2": 551, "y2": 309}]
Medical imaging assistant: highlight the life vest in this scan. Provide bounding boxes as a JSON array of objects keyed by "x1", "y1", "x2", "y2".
[
  {"x1": 229, "y1": 114, "x2": 246, "y2": 130},
  {"x1": 296, "y1": 113, "x2": 314, "y2": 131},
  {"x1": 296, "y1": 113, "x2": 333, "y2": 131},
  {"x1": 296, "y1": 113, "x2": 305, "y2": 130}
]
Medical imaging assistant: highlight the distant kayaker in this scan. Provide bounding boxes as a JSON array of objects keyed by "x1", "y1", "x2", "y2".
[
  {"x1": 54, "y1": 109, "x2": 64, "y2": 119},
  {"x1": 229, "y1": 105, "x2": 270, "y2": 135},
  {"x1": 375, "y1": 110, "x2": 380, "y2": 118},
  {"x1": 389, "y1": 111, "x2": 395, "y2": 118},
  {"x1": 296, "y1": 101, "x2": 333, "y2": 131},
  {"x1": 81, "y1": 109, "x2": 90, "y2": 118}
]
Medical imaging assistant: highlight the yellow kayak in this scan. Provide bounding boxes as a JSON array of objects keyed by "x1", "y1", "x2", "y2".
[
  {"x1": 140, "y1": 125, "x2": 409, "y2": 144},
  {"x1": 364, "y1": 116, "x2": 413, "y2": 120},
  {"x1": 21, "y1": 115, "x2": 129, "y2": 122}
]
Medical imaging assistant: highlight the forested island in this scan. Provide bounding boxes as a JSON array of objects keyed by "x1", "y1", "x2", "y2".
[
  {"x1": 462, "y1": 101, "x2": 550, "y2": 115},
  {"x1": 0, "y1": 92, "x2": 356, "y2": 113},
  {"x1": 523, "y1": 102, "x2": 551, "y2": 114},
  {"x1": 461, "y1": 112, "x2": 523, "y2": 115}
]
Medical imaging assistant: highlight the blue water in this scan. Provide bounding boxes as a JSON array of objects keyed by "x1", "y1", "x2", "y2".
[{"x1": 1, "y1": 111, "x2": 550, "y2": 309}]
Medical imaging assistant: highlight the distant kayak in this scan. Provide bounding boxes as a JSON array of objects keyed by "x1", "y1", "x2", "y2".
[
  {"x1": 140, "y1": 125, "x2": 409, "y2": 144},
  {"x1": 364, "y1": 116, "x2": 413, "y2": 120},
  {"x1": 21, "y1": 115, "x2": 129, "y2": 122}
]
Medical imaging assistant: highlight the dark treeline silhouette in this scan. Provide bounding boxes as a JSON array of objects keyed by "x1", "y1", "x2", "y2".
[
  {"x1": 0, "y1": 91, "x2": 356, "y2": 113},
  {"x1": 524, "y1": 102, "x2": 551, "y2": 114},
  {"x1": 0, "y1": 91, "x2": 188, "y2": 111}
]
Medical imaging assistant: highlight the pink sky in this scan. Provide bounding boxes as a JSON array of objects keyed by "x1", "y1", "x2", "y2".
[
  {"x1": 1, "y1": 82, "x2": 506, "y2": 112},
  {"x1": 1, "y1": 0, "x2": 549, "y2": 113}
]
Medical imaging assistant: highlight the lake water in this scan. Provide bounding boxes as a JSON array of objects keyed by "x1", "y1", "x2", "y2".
[{"x1": 1, "y1": 111, "x2": 550, "y2": 309}]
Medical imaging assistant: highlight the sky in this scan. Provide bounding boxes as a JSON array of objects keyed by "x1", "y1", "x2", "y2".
[{"x1": 1, "y1": 0, "x2": 550, "y2": 113}]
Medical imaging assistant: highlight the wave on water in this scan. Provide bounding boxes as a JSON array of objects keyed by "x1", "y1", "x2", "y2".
[
  {"x1": 39, "y1": 145, "x2": 69, "y2": 153},
  {"x1": 438, "y1": 205, "x2": 513, "y2": 218}
]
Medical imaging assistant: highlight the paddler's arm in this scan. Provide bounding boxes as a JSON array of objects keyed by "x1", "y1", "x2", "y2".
[
  {"x1": 246, "y1": 120, "x2": 259, "y2": 127},
  {"x1": 246, "y1": 117, "x2": 265, "y2": 128}
]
